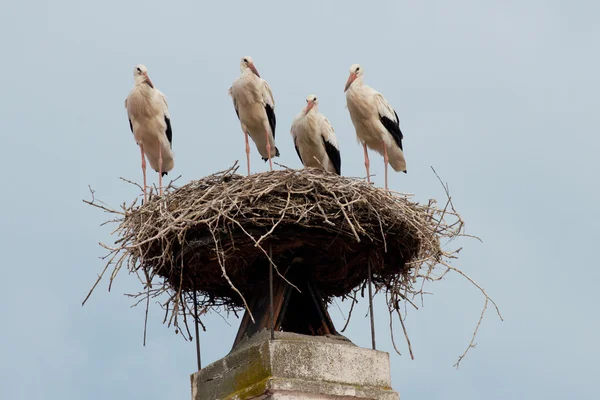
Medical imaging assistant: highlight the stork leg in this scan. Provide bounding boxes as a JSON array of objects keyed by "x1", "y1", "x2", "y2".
[
  {"x1": 244, "y1": 131, "x2": 251, "y2": 177},
  {"x1": 159, "y1": 144, "x2": 163, "y2": 196},
  {"x1": 140, "y1": 144, "x2": 147, "y2": 203},
  {"x1": 265, "y1": 129, "x2": 273, "y2": 172},
  {"x1": 363, "y1": 142, "x2": 371, "y2": 184},
  {"x1": 383, "y1": 142, "x2": 389, "y2": 191}
]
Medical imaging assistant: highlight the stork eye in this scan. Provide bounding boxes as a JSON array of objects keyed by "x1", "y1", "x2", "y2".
[
  {"x1": 137, "y1": 67, "x2": 141, "y2": 73},
  {"x1": 243, "y1": 58, "x2": 248, "y2": 63}
]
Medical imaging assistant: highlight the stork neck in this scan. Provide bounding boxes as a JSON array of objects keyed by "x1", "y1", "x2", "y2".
[
  {"x1": 134, "y1": 78, "x2": 154, "y2": 95},
  {"x1": 241, "y1": 68, "x2": 256, "y2": 78},
  {"x1": 353, "y1": 76, "x2": 364, "y2": 88}
]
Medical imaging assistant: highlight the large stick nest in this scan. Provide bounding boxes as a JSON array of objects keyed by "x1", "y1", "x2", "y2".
[{"x1": 85, "y1": 163, "x2": 501, "y2": 367}]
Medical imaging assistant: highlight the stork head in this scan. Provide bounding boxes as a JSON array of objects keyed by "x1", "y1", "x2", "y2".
[
  {"x1": 344, "y1": 64, "x2": 363, "y2": 92},
  {"x1": 305, "y1": 94, "x2": 318, "y2": 115},
  {"x1": 133, "y1": 64, "x2": 153, "y2": 88},
  {"x1": 240, "y1": 56, "x2": 260, "y2": 77}
]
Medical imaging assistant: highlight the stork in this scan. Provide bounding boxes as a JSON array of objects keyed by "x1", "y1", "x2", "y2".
[
  {"x1": 125, "y1": 64, "x2": 173, "y2": 201},
  {"x1": 344, "y1": 64, "x2": 406, "y2": 190},
  {"x1": 290, "y1": 94, "x2": 341, "y2": 175},
  {"x1": 229, "y1": 56, "x2": 279, "y2": 175}
]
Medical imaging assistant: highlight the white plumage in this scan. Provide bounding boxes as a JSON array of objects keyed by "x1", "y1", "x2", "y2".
[
  {"x1": 344, "y1": 64, "x2": 406, "y2": 190},
  {"x1": 290, "y1": 94, "x2": 341, "y2": 175},
  {"x1": 125, "y1": 64, "x2": 173, "y2": 200},
  {"x1": 229, "y1": 56, "x2": 279, "y2": 175}
]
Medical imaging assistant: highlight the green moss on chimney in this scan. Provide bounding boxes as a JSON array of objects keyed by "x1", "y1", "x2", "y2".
[{"x1": 224, "y1": 355, "x2": 271, "y2": 400}]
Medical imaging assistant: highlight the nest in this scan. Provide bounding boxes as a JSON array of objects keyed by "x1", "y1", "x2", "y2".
[{"x1": 84, "y1": 163, "x2": 501, "y2": 367}]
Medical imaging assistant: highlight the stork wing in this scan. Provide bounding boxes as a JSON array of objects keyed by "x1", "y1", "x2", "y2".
[
  {"x1": 320, "y1": 117, "x2": 341, "y2": 175},
  {"x1": 290, "y1": 116, "x2": 303, "y2": 165},
  {"x1": 229, "y1": 87, "x2": 240, "y2": 119},
  {"x1": 261, "y1": 79, "x2": 276, "y2": 139},
  {"x1": 375, "y1": 93, "x2": 403, "y2": 151},
  {"x1": 293, "y1": 136, "x2": 303, "y2": 165},
  {"x1": 157, "y1": 90, "x2": 173, "y2": 148},
  {"x1": 124, "y1": 97, "x2": 134, "y2": 134}
]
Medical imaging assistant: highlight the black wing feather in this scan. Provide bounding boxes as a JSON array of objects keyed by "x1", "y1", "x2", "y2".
[
  {"x1": 380, "y1": 110, "x2": 403, "y2": 151},
  {"x1": 233, "y1": 98, "x2": 240, "y2": 119},
  {"x1": 265, "y1": 103, "x2": 276, "y2": 139},
  {"x1": 322, "y1": 136, "x2": 342, "y2": 175},
  {"x1": 294, "y1": 137, "x2": 303, "y2": 165},
  {"x1": 261, "y1": 146, "x2": 280, "y2": 162},
  {"x1": 128, "y1": 119, "x2": 133, "y2": 133},
  {"x1": 165, "y1": 116, "x2": 173, "y2": 148},
  {"x1": 260, "y1": 103, "x2": 279, "y2": 162}
]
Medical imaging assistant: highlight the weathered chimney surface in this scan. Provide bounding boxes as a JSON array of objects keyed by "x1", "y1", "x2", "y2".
[{"x1": 190, "y1": 330, "x2": 399, "y2": 400}]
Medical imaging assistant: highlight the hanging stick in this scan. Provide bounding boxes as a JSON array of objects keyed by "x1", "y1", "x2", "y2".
[
  {"x1": 368, "y1": 257, "x2": 376, "y2": 350},
  {"x1": 269, "y1": 244, "x2": 275, "y2": 340},
  {"x1": 193, "y1": 287, "x2": 202, "y2": 370}
]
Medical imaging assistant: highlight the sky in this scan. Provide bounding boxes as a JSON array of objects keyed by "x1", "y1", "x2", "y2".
[{"x1": 1, "y1": 0, "x2": 599, "y2": 399}]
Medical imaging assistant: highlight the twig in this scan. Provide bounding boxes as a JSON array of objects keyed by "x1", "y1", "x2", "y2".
[
  {"x1": 193, "y1": 287, "x2": 201, "y2": 370},
  {"x1": 340, "y1": 294, "x2": 357, "y2": 333},
  {"x1": 396, "y1": 307, "x2": 414, "y2": 360},
  {"x1": 269, "y1": 244, "x2": 274, "y2": 341},
  {"x1": 367, "y1": 257, "x2": 376, "y2": 350},
  {"x1": 143, "y1": 284, "x2": 150, "y2": 346}
]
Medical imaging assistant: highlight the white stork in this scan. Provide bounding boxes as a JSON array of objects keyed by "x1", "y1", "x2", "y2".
[
  {"x1": 290, "y1": 94, "x2": 341, "y2": 175},
  {"x1": 229, "y1": 56, "x2": 279, "y2": 175},
  {"x1": 344, "y1": 64, "x2": 406, "y2": 190},
  {"x1": 125, "y1": 64, "x2": 173, "y2": 201}
]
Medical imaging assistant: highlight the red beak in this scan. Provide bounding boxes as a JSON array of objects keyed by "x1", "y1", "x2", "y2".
[
  {"x1": 248, "y1": 62, "x2": 261, "y2": 78},
  {"x1": 143, "y1": 72, "x2": 154, "y2": 89},
  {"x1": 344, "y1": 73, "x2": 357, "y2": 92},
  {"x1": 305, "y1": 100, "x2": 315, "y2": 114}
]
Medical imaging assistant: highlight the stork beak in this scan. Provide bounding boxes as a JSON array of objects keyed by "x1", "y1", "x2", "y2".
[
  {"x1": 305, "y1": 100, "x2": 315, "y2": 115},
  {"x1": 248, "y1": 62, "x2": 261, "y2": 78},
  {"x1": 344, "y1": 73, "x2": 357, "y2": 92},
  {"x1": 143, "y1": 72, "x2": 154, "y2": 89}
]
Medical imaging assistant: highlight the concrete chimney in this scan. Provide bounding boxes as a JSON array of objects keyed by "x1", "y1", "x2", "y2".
[{"x1": 191, "y1": 330, "x2": 399, "y2": 399}]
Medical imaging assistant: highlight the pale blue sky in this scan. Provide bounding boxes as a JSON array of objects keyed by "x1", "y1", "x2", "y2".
[{"x1": 2, "y1": 1, "x2": 599, "y2": 399}]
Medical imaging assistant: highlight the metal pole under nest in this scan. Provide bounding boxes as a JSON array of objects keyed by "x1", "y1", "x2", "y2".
[
  {"x1": 367, "y1": 257, "x2": 376, "y2": 350},
  {"x1": 269, "y1": 244, "x2": 275, "y2": 340},
  {"x1": 193, "y1": 287, "x2": 202, "y2": 370}
]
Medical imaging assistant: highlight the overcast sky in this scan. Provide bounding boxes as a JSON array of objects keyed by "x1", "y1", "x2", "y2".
[{"x1": 2, "y1": 1, "x2": 599, "y2": 399}]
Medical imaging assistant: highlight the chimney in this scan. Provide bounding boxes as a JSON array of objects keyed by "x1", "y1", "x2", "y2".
[{"x1": 191, "y1": 330, "x2": 399, "y2": 399}]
